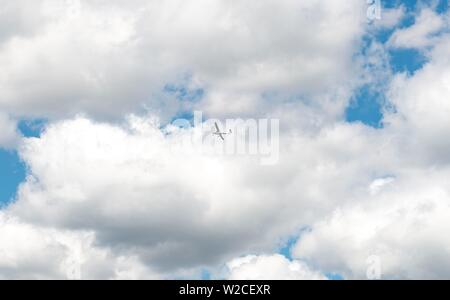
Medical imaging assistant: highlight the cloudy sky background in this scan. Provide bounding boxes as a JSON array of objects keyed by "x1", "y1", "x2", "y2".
[{"x1": 0, "y1": 0, "x2": 450, "y2": 279}]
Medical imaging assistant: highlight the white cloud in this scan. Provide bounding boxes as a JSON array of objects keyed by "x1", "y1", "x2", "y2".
[
  {"x1": 292, "y1": 29, "x2": 450, "y2": 280},
  {"x1": 226, "y1": 254, "x2": 326, "y2": 280},
  {"x1": 385, "y1": 35, "x2": 450, "y2": 165},
  {"x1": 0, "y1": 113, "x2": 19, "y2": 148},
  {"x1": 369, "y1": 177, "x2": 395, "y2": 196},
  {"x1": 388, "y1": 9, "x2": 447, "y2": 49},
  {"x1": 0, "y1": 211, "x2": 164, "y2": 279},
  {"x1": 293, "y1": 170, "x2": 450, "y2": 279},
  {"x1": 1, "y1": 1, "x2": 450, "y2": 280},
  {"x1": 0, "y1": 114, "x2": 392, "y2": 278},
  {"x1": 0, "y1": 1, "x2": 46, "y2": 42},
  {"x1": 0, "y1": 0, "x2": 374, "y2": 278},
  {"x1": 0, "y1": 0, "x2": 366, "y2": 120}
]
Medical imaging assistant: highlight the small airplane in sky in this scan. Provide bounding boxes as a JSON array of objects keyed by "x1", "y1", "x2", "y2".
[{"x1": 213, "y1": 122, "x2": 232, "y2": 141}]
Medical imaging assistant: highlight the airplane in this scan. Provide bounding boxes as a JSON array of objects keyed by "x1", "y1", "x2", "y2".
[{"x1": 213, "y1": 122, "x2": 232, "y2": 141}]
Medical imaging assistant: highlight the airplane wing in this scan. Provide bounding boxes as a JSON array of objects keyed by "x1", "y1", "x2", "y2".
[
  {"x1": 218, "y1": 133, "x2": 225, "y2": 141},
  {"x1": 214, "y1": 122, "x2": 220, "y2": 133}
]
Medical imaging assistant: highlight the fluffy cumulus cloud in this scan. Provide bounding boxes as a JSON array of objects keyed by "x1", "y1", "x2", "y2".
[
  {"x1": 226, "y1": 254, "x2": 326, "y2": 280},
  {"x1": 0, "y1": 0, "x2": 450, "y2": 280},
  {"x1": 293, "y1": 10, "x2": 450, "y2": 280},
  {"x1": 4, "y1": 116, "x2": 391, "y2": 278},
  {"x1": 293, "y1": 172, "x2": 450, "y2": 280},
  {"x1": 388, "y1": 8, "x2": 448, "y2": 49},
  {"x1": 386, "y1": 36, "x2": 450, "y2": 165},
  {"x1": 0, "y1": 212, "x2": 165, "y2": 279},
  {"x1": 0, "y1": 0, "x2": 366, "y2": 120}
]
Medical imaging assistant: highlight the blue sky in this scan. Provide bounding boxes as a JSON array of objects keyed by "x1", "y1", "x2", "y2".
[
  {"x1": 0, "y1": 149, "x2": 25, "y2": 206},
  {"x1": 0, "y1": 120, "x2": 45, "y2": 206}
]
